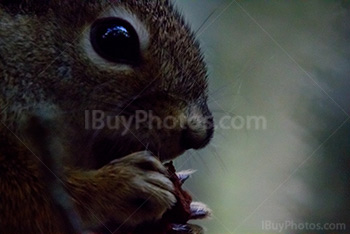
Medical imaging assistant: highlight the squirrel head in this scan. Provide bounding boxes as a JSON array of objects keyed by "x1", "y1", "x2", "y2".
[{"x1": 0, "y1": 0, "x2": 214, "y2": 168}]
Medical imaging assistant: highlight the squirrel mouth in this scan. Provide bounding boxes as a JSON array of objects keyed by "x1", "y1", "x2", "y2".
[
  {"x1": 91, "y1": 136, "x2": 185, "y2": 169},
  {"x1": 91, "y1": 137, "x2": 145, "y2": 168}
]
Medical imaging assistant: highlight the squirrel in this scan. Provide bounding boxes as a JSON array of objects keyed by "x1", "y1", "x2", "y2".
[{"x1": 0, "y1": 0, "x2": 214, "y2": 233}]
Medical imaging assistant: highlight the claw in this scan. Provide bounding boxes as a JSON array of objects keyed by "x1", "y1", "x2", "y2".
[
  {"x1": 171, "y1": 223, "x2": 204, "y2": 234},
  {"x1": 171, "y1": 224, "x2": 191, "y2": 232},
  {"x1": 190, "y1": 202, "x2": 212, "y2": 220},
  {"x1": 176, "y1": 170, "x2": 196, "y2": 184}
]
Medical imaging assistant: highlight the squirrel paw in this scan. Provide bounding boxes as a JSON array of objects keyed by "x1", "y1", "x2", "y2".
[{"x1": 94, "y1": 151, "x2": 176, "y2": 227}]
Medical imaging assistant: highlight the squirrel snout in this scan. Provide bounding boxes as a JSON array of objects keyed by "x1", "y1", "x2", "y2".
[{"x1": 181, "y1": 106, "x2": 214, "y2": 150}]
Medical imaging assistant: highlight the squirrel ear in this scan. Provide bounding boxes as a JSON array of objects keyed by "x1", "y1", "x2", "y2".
[{"x1": 1, "y1": 0, "x2": 50, "y2": 14}]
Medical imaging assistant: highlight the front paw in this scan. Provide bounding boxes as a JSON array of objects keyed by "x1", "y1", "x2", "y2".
[{"x1": 95, "y1": 151, "x2": 176, "y2": 227}]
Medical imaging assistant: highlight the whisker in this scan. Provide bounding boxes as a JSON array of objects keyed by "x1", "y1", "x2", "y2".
[
  {"x1": 193, "y1": 150, "x2": 212, "y2": 174},
  {"x1": 211, "y1": 109, "x2": 237, "y2": 117},
  {"x1": 207, "y1": 143, "x2": 227, "y2": 173},
  {"x1": 195, "y1": 6, "x2": 219, "y2": 35}
]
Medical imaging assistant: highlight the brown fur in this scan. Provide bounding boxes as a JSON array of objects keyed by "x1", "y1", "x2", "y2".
[{"x1": 0, "y1": 1, "x2": 213, "y2": 233}]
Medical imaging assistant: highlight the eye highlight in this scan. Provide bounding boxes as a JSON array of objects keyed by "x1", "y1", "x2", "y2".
[{"x1": 90, "y1": 17, "x2": 141, "y2": 65}]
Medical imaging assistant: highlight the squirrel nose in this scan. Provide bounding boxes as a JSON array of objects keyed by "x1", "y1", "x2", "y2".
[{"x1": 181, "y1": 107, "x2": 214, "y2": 150}]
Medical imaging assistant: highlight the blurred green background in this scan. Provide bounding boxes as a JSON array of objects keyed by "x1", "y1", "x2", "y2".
[{"x1": 173, "y1": 1, "x2": 350, "y2": 233}]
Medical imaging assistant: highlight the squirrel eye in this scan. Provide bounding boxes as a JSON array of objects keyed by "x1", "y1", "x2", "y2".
[{"x1": 90, "y1": 17, "x2": 141, "y2": 65}]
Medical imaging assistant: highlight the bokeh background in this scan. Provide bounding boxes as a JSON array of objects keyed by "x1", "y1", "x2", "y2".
[{"x1": 173, "y1": 1, "x2": 350, "y2": 233}]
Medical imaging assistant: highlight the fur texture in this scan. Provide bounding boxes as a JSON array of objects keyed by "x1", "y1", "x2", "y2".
[{"x1": 0, "y1": 0, "x2": 213, "y2": 233}]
